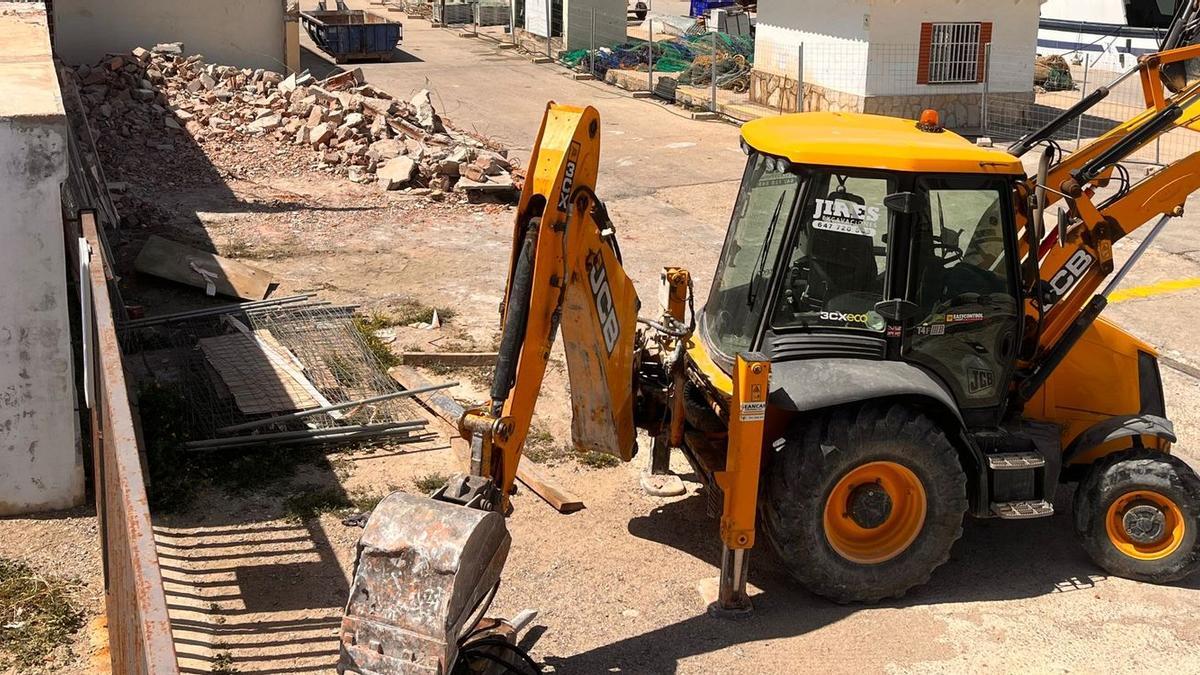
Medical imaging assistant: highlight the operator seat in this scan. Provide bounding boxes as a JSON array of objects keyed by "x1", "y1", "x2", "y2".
[{"x1": 807, "y1": 225, "x2": 878, "y2": 301}]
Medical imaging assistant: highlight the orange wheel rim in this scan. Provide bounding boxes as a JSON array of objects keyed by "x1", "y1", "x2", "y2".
[
  {"x1": 1104, "y1": 489, "x2": 1186, "y2": 561},
  {"x1": 823, "y1": 461, "x2": 927, "y2": 564}
]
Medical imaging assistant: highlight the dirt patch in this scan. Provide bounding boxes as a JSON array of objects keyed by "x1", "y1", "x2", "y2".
[{"x1": 0, "y1": 510, "x2": 102, "y2": 674}]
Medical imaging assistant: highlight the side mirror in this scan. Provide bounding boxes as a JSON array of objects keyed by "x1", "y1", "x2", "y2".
[
  {"x1": 874, "y1": 298, "x2": 923, "y2": 323},
  {"x1": 883, "y1": 191, "x2": 925, "y2": 215}
]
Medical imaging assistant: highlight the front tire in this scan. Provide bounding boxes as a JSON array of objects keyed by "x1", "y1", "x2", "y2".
[
  {"x1": 1074, "y1": 449, "x2": 1200, "y2": 583},
  {"x1": 763, "y1": 403, "x2": 968, "y2": 603}
]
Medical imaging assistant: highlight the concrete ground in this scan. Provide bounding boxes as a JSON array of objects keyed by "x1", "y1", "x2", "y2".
[{"x1": 147, "y1": 8, "x2": 1200, "y2": 673}]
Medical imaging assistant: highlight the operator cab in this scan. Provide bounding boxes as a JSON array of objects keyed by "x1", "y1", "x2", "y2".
[{"x1": 700, "y1": 111, "x2": 1027, "y2": 425}]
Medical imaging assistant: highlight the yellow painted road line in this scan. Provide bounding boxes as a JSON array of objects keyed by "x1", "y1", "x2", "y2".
[{"x1": 1109, "y1": 277, "x2": 1200, "y2": 304}]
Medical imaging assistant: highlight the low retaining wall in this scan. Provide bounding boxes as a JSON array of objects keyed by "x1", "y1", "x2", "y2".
[{"x1": 750, "y1": 69, "x2": 1033, "y2": 131}]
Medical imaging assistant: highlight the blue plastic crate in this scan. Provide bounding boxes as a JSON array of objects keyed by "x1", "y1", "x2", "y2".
[{"x1": 690, "y1": 0, "x2": 737, "y2": 18}]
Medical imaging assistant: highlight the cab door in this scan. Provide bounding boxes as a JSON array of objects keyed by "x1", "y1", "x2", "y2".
[{"x1": 902, "y1": 176, "x2": 1022, "y2": 426}]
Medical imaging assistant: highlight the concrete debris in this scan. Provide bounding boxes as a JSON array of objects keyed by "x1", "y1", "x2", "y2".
[
  {"x1": 377, "y1": 156, "x2": 417, "y2": 190},
  {"x1": 410, "y1": 89, "x2": 443, "y2": 132},
  {"x1": 66, "y1": 45, "x2": 523, "y2": 203}
]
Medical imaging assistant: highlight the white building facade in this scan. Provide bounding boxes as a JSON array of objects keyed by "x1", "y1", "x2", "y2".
[
  {"x1": 513, "y1": 0, "x2": 627, "y2": 55},
  {"x1": 752, "y1": 0, "x2": 1045, "y2": 129}
]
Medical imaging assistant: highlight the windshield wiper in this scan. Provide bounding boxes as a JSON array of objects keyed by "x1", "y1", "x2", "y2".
[{"x1": 746, "y1": 192, "x2": 788, "y2": 309}]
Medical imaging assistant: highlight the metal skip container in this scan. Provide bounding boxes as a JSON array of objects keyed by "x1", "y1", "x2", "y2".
[{"x1": 300, "y1": 7, "x2": 403, "y2": 63}]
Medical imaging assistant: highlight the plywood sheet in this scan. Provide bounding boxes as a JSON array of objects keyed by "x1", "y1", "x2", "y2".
[{"x1": 135, "y1": 235, "x2": 273, "y2": 300}]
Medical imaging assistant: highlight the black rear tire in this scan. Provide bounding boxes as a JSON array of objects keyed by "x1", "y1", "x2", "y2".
[
  {"x1": 762, "y1": 403, "x2": 967, "y2": 603},
  {"x1": 1073, "y1": 449, "x2": 1200, "y2": 583}
]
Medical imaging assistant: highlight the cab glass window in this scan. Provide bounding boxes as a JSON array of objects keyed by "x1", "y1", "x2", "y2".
[
  {"x1": 907, "y1": 177, "x2": 1019, "y2": 408},
  {"x1": 771, "y1": 173, "x2": 893, "y2": 332},
  {"x1": 703, "y1": 154, "x2": 802, "y2": 356}
]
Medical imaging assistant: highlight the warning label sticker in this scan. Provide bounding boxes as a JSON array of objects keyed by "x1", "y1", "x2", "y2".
[{"x1": 740, "y1": 401, "x2": 766, "y2": 422}]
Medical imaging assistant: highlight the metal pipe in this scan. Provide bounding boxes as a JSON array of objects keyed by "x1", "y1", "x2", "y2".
[
  {"x1": 188, "y1": 427, "x2": 437, "y2": 452},
  {"x1": 981, "y1": 42, "x2": 990, "y2": 134},
  {"x1": 796, "y1": 43, "x2": 804, "y2": 112},
  {"x1": 1102, "y1": 214, "x2": 1173, "y2": 298},
  {"x1": 216, "y1": 382, "x2": 457, "y2": 434},
  {"x1": 1076, "y1": 54, "x2": 1090, "y2": 150},
  {"x1": 189, "y1": 420, "x2": 428, "y2": 449},
  {"x1": 648, "y1": 18, "x2": 655, "y2": 93},
  {"x1": 120, "y1": 295, "x2": 313, "y2": 328}
]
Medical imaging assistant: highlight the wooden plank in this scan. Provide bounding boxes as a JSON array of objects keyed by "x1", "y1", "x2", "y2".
[
  {"x1": 400, "y1": 351, "x2": 499, "y2": 368},
  {"x1": 134, "y1": 235, "x2": 273, "y2": 300},
  {"x1": 509, "y1": 460, "x2": 584, "y2": 513},
  {"x1": 388, "y1": 365, "x2": 586, "y2": 513}
]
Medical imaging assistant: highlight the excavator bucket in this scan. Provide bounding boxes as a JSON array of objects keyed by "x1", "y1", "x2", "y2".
[{"x1": 338, "y1": 492, "x2": 511, "y2": 674}]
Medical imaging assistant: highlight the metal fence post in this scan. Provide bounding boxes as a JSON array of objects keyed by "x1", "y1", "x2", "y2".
[
  {"x1": 796, "y1": 43, "x2": 805, "y2": 112},
  {"x1": 511, "y1": 0, "x2": 518, "y2": 45},
  {"x1": 981, "y1": 43, "x2": 991, "y2": 135},
  {"x1": 648, "y1": 18, "x2": 655, "y2": 92},
  {"x1": 1076, "y1": 54, "x2": 1090, "y2": 150},
  {"x1": 710, "y1": 29, "x2": 718, "y2": 113},
  {"x1": 546, "y1": 0, "x2": 552, "y2": 59},
  {"x1": 590, "y1": 8, "x2": 596, "y2": 76},
  {"x1": 473, "y1": 1, "x2": 479, "y2": 37}
]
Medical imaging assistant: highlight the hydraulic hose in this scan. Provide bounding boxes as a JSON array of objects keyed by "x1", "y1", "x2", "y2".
[{"x1": 490, "y1": 218, "x2": 540, "y2": 414}]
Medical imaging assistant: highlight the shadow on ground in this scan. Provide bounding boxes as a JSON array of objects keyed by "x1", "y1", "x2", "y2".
[{"x1": 546, "y1": 484, "x2": 1117, "y2": 673}]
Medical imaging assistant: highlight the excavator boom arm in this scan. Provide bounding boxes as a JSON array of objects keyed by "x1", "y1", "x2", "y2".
[
  {"x1": 463, "y1": 103, "x2": 641, "y2": 507},
  {"x1": 1017, "y1": 42, "x2": 1200, "y2": 364}
]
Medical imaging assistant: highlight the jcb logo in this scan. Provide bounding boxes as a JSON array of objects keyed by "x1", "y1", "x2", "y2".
[
  {"x1": 1043, "y1": 248, "x2": 1094, "y2": 309},
  {"x1": 588, "y1": 252, "x2": 620, "y2": 355},
  {"x1": 967, "y1": 368, "x2": 995, "y2": 395},
  {"x1": 557, "y1": 142, "x2": 581, "y2": 212}
]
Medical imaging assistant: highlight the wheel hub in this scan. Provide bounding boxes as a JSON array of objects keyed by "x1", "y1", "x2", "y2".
[
  {"x1": 1122, "y1": 503, "x2": 1167, "y2": 545},
  {"x1": 848, "y1": 482, "x2": 893, "y2": 529}
]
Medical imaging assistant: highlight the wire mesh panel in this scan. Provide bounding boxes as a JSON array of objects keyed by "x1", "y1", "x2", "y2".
[
  {"x1": 984, "y1": 49, "x2": 1200, "y2": 167},
  {"x1": 120, "y1": 303, "x2": 426, "y2": 445}
]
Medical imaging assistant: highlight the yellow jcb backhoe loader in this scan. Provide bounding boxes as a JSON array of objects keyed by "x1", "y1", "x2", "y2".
[{"x1": 338, "y1": 41, "x2": 1200, "y2": 675}]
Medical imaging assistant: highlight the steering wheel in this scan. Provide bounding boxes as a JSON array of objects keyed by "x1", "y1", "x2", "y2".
[{"x1": 930, "y1": 233, "x2": 964, "y2": 265}]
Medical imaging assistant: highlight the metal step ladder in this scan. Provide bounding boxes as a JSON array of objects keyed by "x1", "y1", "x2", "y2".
[{"x1": 991, "y1": 500, "x2": 1055, "y2": 519}]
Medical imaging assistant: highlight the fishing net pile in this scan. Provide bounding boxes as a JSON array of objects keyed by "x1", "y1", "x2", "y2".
[{"x1": 561, "y1": 32, "x2": 755, "y2": 92}]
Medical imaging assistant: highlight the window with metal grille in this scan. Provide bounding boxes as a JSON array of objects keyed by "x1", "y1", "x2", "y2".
[{"x1": 918, "y1": 21, "x2": 992, "y2": 85}]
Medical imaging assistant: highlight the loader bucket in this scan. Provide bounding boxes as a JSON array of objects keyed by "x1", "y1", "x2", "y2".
[{"x1": 338, "y1": 492, "x2": 511, "y2": 674}]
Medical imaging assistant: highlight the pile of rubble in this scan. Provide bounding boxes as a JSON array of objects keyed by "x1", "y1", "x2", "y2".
[{"x1": 68, "y1": 42, "x2": 522, "y2": 199}]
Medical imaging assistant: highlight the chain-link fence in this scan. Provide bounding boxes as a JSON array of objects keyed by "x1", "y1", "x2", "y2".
[
  {"x1": 984, "y1": 50, "x2": 1200, "y2": 167},
  {"x1": 415, "y1": 2, "x2": 1196, "y2": 156}
]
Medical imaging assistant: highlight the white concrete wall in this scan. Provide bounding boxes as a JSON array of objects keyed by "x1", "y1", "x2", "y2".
[
  {"x1": 754, "y1": 0, "x2": 1041, "y2": 98},
  {"x1": 867, "y1": 0, "x2": 1042, "y2": 96},
  {"x1": 565, "y1": 0, "x2": 625, "y2": 52},
  {"x1": 754, "y1": 0, "x2": 870, "y2": 96},
  {"x1": 53, "y1": 0, "x2": 287, "y2": 72},
  {"x1": 0, "y1": 3, "x2": 83, "y2": 515}
]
